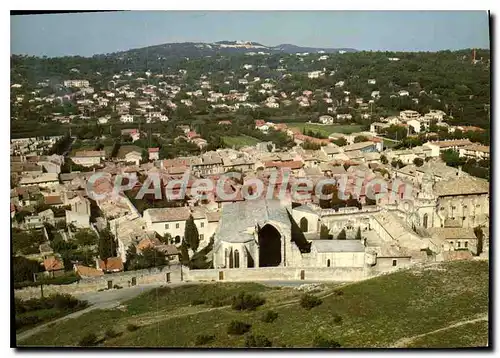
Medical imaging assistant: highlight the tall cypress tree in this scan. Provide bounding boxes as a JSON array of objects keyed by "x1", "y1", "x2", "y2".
[
  {"x1": 184, "y1": 215, "x2": 200, "y2": 252},
  {"x1": 337, "y1": 229, "x2": 347, "y2": 240},
  {"x1": 355, "y1": 227, "x2": 362, "y2": 240},
  {"x1": 180, "y1": 240, "x2": 190, "y2": 265}
]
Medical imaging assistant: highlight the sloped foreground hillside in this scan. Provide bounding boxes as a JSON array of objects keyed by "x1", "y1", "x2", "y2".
[{"x1": 18, "y1": 260, "x2": 489, "y2": 348}]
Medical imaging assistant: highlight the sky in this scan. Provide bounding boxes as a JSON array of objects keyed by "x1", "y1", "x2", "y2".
[{"x1": 11, "y1": 11, "x2": 490, "y2": 57}]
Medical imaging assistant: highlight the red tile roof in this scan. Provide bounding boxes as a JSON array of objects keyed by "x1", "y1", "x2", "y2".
[
  {"x1": 187, "y1": 131, "x2": 200, "y2": 139},
  {"x1": 74, "y1": 264, "x2": 104, "y2": 278},
  {"x1": 264, "y1": 161, "x2": 303, "y2": 170},
  {"x1": 44, "y1": 195, "x2": 63, "y2": 206},
  {"x1": 98, "y1": 257, "x2": 124, "y2": 272},
  {"x1": 43, "y1": 256, "x2": 64, "y2": 272},
  {"x1": 148, "y1": 147, "x2": 159, "y2": 153}
]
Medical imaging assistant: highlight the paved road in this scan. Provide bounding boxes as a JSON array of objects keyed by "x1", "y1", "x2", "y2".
[{"x1": 16, "y1": 282, "x2": 180, "y2": 343}]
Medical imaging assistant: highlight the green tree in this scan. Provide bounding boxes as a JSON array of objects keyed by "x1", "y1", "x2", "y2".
[
  {"x1": 337, "y1": 229, "x2": 347, "y2": 240},
  {"x1": 413, "y1": 157, "x2": 424, "y2": 167},
  {"x1": 98, "y1": 228, "x2": 116, "y2": 261},
  {"x1": 125, "y1": 244, "x2": 138, "y2": 270},
  {"x1": 180, "y1": 240, "x2": 190, "y2": 265},
  {"x1": 184, "y1": 215, "x2": 200, "y2": 252},
  {"x1": 130, "y1": 247, "x2": 168, "y2": 270},
  {"x1": 441, "y1": 149, "x2": 466, "y2": 168},
  {"x1": 13, "y1": 256, "x2": 43, "y2": 283},
  {"x1": 320, "y1": 225, "x2": 331, "y2": 240},
  {"x1": 354, "y1": 135, "x2": 369, "y2": 143},
  {"x1": 331, "y1": 137, "x2": 347, "y2": 146},
  {"x1": 74, "y1": 229, "x2": 98, "y2": 247},
  {"x1": 380, "y1": 155, "x2": 388, "y2": 164},
  {"x1": 355, "y1": 227, "x2": 362, "y2": 240},
  {"x1": 474, "y1": 226, "x2": 484, "y2": 256}
]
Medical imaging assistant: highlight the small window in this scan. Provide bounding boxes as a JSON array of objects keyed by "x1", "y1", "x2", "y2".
[
  {"x1": 451, "y1": 206, "x2": 456, "y2": 210},
  {"x1": 176, "y1": 223, "x2": 179, "y2": 229},
  {"x1": 200, "y1": 234, "x2": 204, "y2": 240},
  {"x1": 201, "y1": 222, "x2": 204, "y2": 228},
  {"x1": 450, "y1": 241, "x2": 454, "y2": 245},
  {"x1": 457, "y1": 241, "x2": 461, "y2": 248},
  {"x1": 327, "y1": 259, "x2": 331, "y2": 267},
  {"x1": 165, "y1": 224, "x2": 169, "y2": 229},
  {"x1": 392, "y1": 260, "x2": 397, "y2": 267},
  {"x1": 440, "y1": 207, "x2": 444, "y2": 211},
  {"x1": 465, "y1": 241, "x2": 468, "y2": 248}
]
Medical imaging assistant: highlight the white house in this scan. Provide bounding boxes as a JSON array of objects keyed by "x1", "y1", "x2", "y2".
[
  {"x1": 71, "y1": 150, "x2": 105, "y2": 167},
  {"x1": 308, "y1": 71, "x2": 323, "y2": 79},
  {"x1": 120, "y1": 114, "x2": 134, "y2": 123},
  {"x1": 399, "y1": 90, "x2": 410, "y2": 97},
  {"x1": 407, "y1": 119, "x2": 422, "y2": 134},
  {"x1": 319, "y1": 115, "x2": 334, "y2": 125},
  {"x1": 63, "y1": 80, "x2": 90, "y2": 88},
  {"x1": 143, "y1": 207, "x2": 192, "y2": 242},
  {"x1": 124, "y1": 151, "x2": 142, "y2": 165}
]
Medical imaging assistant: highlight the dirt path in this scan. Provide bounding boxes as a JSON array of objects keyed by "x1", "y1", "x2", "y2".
[
  {"x1": 16, "y1": 282, "x2": 179, "y2": 343},
  {"x1": 390, "y1": 313, "x2": 489, "y2": 348},
  {"x1": 17, "y1": 281, "x2": 341, "y2": 344}
]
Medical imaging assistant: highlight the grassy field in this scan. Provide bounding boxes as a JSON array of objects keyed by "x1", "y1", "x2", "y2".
[
  {"x1": 223, "y1": 135, "x2": 261, "y2": 148},
  {"x1": 406, "y1": 320, "x2": 488, "y2": 348},
  {"x1": 383, "y1": 138, "x2": 400, "y2": 149},
  {"x1": 18, "y1": 260, "x2": 489, "y2": 348},
  {"x1": 284, "y1": 122, "x2": 365, "y2": 136}
]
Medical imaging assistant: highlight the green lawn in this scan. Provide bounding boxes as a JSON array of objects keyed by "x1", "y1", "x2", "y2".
[
  {"x1": 383, "y1": 138, "x2": 400, "y2": 148},
  {"x1": 223, "y1": 135, "x2": 261, "y2": 148},
  {"x1": 284, "y1": 122, "x2": 365, "y2": 136},
  {"x1": 19, "y1": 260, "x2": 489, "y2": 348}
]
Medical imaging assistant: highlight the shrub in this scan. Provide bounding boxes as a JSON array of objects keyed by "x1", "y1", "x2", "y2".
[
  {"x1": 227, "y1": 320, "x2": 251, "y2": 335},
  {"x1": 300, "y1": 294, "x2": 323, "y2": 310},
  {"x1": 191, "y1": 299, "x2": 205, "y2": 306},
  {"x1": 104, "y1": 328, "x2": 120, "y2": 339},
  {"x1": 79, "y1": 333, "x2": 98, "y2": 347},
  {"x1": 261, "y1": 310, "x2": 278, "y2": 323},
  {"x1": 210, "y1": 296, "x2": 230, "y2": 307},
  {"x1": 313, "y1": 335, "x2": 341, "y2": 348},
  {"x1": 195, "y1": 334, "x2": 215, "y2": 346},
  {"x1": 113, "y1": 284, "x2": 123, "y2": 289},
  {"x1": 15, "y1": 315, "x2": 41, "y2": 330},
  {"x1": 245, "y1": 334, "x2": 272, "y2": 348},
  {"x1": 231, "y1": 292, "x2": 265, "y2": 311},
  {"x1": 333, "y1": 315, "x2": 343, "y2": 325},
  {"x1": 126, "y1": 323, "x2": 139, "y2": 332}
]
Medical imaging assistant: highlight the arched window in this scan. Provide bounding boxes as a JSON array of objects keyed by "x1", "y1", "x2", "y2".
[
  {"x1": 327, "y1": 259, "x2": 331, "y2": 267},
  {"x1": 234, "y1": 250, "x2": 240, "y2": 268},
  {"x1": 423, "y1": 214, "x2": 429, "y2": 228},
  {"x1": 300, "y1": 217, "x2": 308, "y2": 232},
  {"x1": 224, "y1": 249, "x2": 228, "y2": 268},
  {"x1": 229, "y1": 249, "x2": 234, "y2": 268}
]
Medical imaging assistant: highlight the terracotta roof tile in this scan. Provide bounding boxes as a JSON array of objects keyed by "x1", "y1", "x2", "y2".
[
  {"x1": 98, "y1": 257, "x2": 124, "y2": 272},
  {"x1": 43, "y1": 256, "x2": 64, "y2": 272}
]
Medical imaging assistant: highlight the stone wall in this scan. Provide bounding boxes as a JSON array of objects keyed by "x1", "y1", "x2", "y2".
[
  {"x1": 15, "y1": 265, "x2": 182, "y2": 300},
  {"x1": 185, "y1": 266, "x2": 366, "y2": 283}
]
